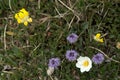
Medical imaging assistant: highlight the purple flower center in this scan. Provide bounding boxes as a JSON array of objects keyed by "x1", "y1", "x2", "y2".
[
  {"x1": 69, "y1": 35, "x2": 75, "y2": 38},
  {"x1": 51, "y1": 60, "x2": 55, "y2": 64},
  {"x1": 95, "y1": 56, "x2": 100, "y2": 59},
  {"x1": 69, "y1": 52, "x2": 74, "y2": 57}
]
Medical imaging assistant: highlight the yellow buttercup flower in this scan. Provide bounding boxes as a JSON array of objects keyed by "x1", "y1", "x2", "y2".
[
  {"x1": 15, "y1": 8, "x2": 32, "y2": 26},
  {"x1": 94, "y1": 33, "x2": 104, "y2": 43}
]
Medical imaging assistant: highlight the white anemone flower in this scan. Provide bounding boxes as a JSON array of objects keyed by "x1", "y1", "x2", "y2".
[{"x1": 76, "y1": 56, "x2": 92, "y2": 73}]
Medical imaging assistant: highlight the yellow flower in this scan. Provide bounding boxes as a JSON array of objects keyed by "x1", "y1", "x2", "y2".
[
  {"x1": 94, "y1": 33, "x2": 104, "y2": 43},
  {"x1": 76, "y1": 56, "x2": 92, "y2": 73},
  {"x1": 15, "y1": 8, "x2": 32, "y2": 26},
  {"x1": 116, "y1": 42, "x2": 120, "y2": 49}
]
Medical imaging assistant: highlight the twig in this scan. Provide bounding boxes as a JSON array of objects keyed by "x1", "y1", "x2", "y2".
[
  {"x1": 50, "y1": 75, "x2": 54, "y2": 80},
  {"x1": 101, "y1": 33, "x2": 108, "y2": 38},
  {"x1": 68, "y1": 0, "x2": 72, "y2": 7},
  {"x1": 38, "y1": 0, "x2": 41, "y2": 9},
  {"x1": 57, "y1": 0, "x2": 74, "y2": 13},
  {"x1": 56, "y1": 31, "x2": 64, "y2": 42},
  {"x1": 31, "y1": 43, "x2": 41, "y2": 53},
  {"x1": 98, "y1": 9, "x2": 109, "y2": 29},
  {"x1": 21, "y1": 46, "x2": 32, "y2": 49},
  {"x1": 57, "y1": 0, "x2": 80, "y2": 22},
  {"x1": 89, "y1": 46, "x2": 120, "y2": 63},
  {"x1": 54, "y1": 7, "x2": 70, "y2": 19},
  {"x1": 2, "y1": 71, "x2": 14, "y2": 74},
  {"x1": 8, "y1": 0, "x2": 15, "y2": 13},
  {"x1": 68, "y1": 16, "x2": 75, "y2": 29},
  {"x1": 45, "y1": 21, "x2": 50, "y2": 32},
  {"x1": 55, "y1": 7, "x2": 65, "y2": 18},
  {"x1": 4, "y1": 24, "x2": 7, "y2": 51}
]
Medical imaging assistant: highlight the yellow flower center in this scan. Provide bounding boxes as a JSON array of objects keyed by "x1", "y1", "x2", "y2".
[{"x1": 83, "y1": 60, "x2": 89, "y2": 67}]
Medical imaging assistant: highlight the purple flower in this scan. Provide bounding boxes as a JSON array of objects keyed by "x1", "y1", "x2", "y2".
[
  {"x1": 48, "y1": 58, "x2": 60, "y2": 68},
  {"x1": 92, "y1": 53, "x2": 104, "y2": 64},
  {"x1": 67, "y1": 33, "x2": 78, "y2": 44},
  {"x1": 65, "y1": 50, "x2": 78, "y2": 61}
]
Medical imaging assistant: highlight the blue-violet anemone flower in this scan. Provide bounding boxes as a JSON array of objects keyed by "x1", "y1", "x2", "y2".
[
  {"x1": 67, "y1": 33, "x2": 78, "y2": 44},
  {"x1": 48, "y1": 58, "x2": 60, "y2": 68},
  {"x1": 92, "y1": 53, "x2": 104, "y2": 64},
  {"x1": 65, "y1": 50, "x2": 78, "y2": 61}
]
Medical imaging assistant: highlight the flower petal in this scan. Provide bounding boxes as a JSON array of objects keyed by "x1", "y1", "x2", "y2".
[
  {"x1": 96, "y1": 33, "x2": 101, "y2": 38},
  {"x1": 76, "y1": 62, "x2": 81, "y2": 68},
  {"x1": 27, "y1": 18, "x2": 32, "y2": 22},
  {"x1": 24, "y1": 21, "x2": 28, "y2": 26},
  {"x1": 99, "y1": 38, "x2": 103, "y2": 43}
]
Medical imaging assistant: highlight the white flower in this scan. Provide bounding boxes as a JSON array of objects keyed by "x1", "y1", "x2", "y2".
[{"x1": 76, "y1": 56, "x2": 92, "y2": 73}]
